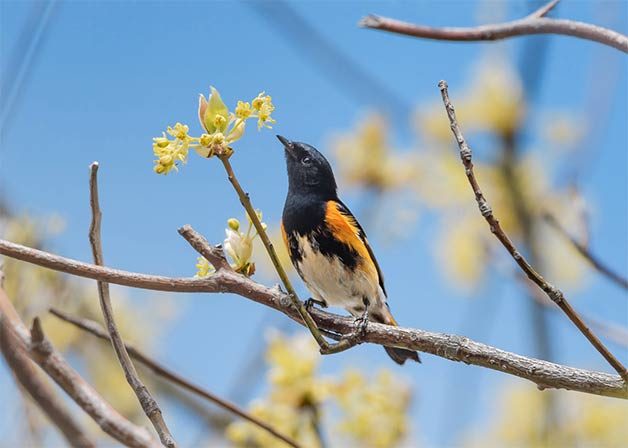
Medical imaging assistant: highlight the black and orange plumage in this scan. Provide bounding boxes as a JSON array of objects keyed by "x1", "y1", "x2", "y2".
[{"x1": 278, "y1": 135, "x2": 420, "y2": 365}]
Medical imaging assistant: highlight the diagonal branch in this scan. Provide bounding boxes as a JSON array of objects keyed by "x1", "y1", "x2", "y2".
[
  {"x1": 0, "y1": 316, "x2": 95, "y2": 448},
  {"x1": 0, "y1": 236, "x2": 625, "y2": 398},
  {"x1": 87, "y1": 162, "x2": 176, "y2": 448},
  {"x1": 0, "y1": 279, "x2": 159, "y2": 447},
  {"x1": 360, "y1": 0, "x2": 628, "y2": 53},
  {"x1": 217, "y1": 155, "x2": 362, "y2": 355},
  {"x1": 48, "y1": 307, "x2": 301, "y2": 448},
  {"x1": 543, "y1": 212, "x2": 628, "y2": 290},
  {"x1": 437, "y1": 80, "x2": 628, "y2": 382}
]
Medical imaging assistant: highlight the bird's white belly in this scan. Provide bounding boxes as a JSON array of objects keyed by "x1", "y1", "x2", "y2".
[{"x1": 295, "y1": 235, "x2": 381, "y2": 312}]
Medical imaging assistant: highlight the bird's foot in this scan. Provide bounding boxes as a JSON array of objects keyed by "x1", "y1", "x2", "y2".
[
  {"x1": 304, "y1": 297, "x2": 327, "y2": 311},
  {"x1": 352, "y1": 306, "x2": 370, "y2": 338}
]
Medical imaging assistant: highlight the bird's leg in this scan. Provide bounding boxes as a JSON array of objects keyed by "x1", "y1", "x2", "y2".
[
  {"x1": 304, "y1": 297, "x2": 328, "y2": 311},
  {"x1": 353, "y1": 297, "x2": 370, "y2": 337},
  {"x1": 318, "y1": 298, "x2": 372, "y2": 356}
]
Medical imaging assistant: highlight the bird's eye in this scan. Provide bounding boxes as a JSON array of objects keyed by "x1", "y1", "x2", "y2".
[{"x1": 301, "y1": 156, "x2": 312, "y2": 166}]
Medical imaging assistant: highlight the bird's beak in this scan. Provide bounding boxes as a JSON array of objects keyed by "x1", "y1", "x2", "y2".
[{"x1": 276, "y1": 135, "x2": 295, "y2": 157}]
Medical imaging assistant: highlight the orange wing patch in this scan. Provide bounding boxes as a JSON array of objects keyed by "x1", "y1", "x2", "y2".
[{"x1": 325, "y1": 201, "x2": 379, "y2": 285}]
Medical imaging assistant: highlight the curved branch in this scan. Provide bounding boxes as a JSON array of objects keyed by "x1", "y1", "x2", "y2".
[
  {"x1": 360, "y1": 0, "x2": 628, "y2": 53},
  {"x1": 0, "y1": 238, "x2": 626, "y2": 398}
]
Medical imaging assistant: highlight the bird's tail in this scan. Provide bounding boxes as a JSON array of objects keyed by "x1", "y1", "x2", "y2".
[{"x1": 378, "y1": 306, "x2": 421, "y2": 365}]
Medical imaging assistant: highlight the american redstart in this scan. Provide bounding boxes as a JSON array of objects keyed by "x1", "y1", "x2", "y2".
[{"x1": 278, "y1": 135, "x2": 420, "y2": 365}]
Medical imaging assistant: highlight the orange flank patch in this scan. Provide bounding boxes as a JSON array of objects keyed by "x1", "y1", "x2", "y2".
[
  {"x1": 280, "y1": 222, "x2": 289, "y2": 251},
  {"x1": 325, "y1": 201, "x2": 379, "y2": 284}
]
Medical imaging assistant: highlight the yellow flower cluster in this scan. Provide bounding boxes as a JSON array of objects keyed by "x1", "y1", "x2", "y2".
[
  {"x1": 225, "y1": 332, "x2": 413, "y2": 447},
  {"x1": 194, "y1": 211, "x2": 266, "y2": 278},
  {"x1": 334, "y1": 369, "x2": 412, "y2": 448},
  {"x1": 152, "y1": 87, "x2": 275, "y2": 175},
  {"x1": 152, "y1": 123, "x2": 192, "y2": 174},
  {"x1": 465, "y1": 385, "x2": 628, "y2": 447}
]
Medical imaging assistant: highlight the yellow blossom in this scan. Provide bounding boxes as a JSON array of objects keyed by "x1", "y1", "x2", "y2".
[
  {"x1": 251, "y1": 92, "x2": 276, "y2": 129},
  {"x1": 235, "y1": 100, "x2": 252, "y2": 119},
  {"x1": 194, "y1": 256, "x2": 215, "y2": 278}
]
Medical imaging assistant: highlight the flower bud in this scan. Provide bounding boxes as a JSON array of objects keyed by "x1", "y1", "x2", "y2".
[{"x1": 227, "y1": 218, "x2": 240, "y2": 231}]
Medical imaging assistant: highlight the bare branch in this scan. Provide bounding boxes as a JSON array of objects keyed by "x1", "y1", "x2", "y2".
[
  {"x1": 49, "y1": 307, "x2": 302, "y2": 448},
  {"x1": 177, "y1": 225, "x2": 231, "y2": 271},
  {"x1": 0, "y1": 283, "x2": 159, "y2": 447},
  {"x1": 0, "y1": 319, "x2": 95, "y2": 447},
  {"x1": 543, "y1": 212, "x2": 628, "y2": 290},
  {"x1": 0, "y1": 238, "x2": 625, "y2": 398},
  {"x1": 438, "y1": 80, "x2": 628, "y2": 382},
  {"x1": 360, "y1": 0, "x2": 628, "y2": 53},
  {"x1": 88, "y1": 163, "x2": 176, "y2": 448}
]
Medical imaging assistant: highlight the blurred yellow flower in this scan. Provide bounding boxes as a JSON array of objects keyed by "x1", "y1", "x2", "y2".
[
  {"x1": 465, "y1": 385, "x2": 628, "y2": 447},
  {"x1": 334, "y1": 369, "x2": 412, "y2": 448},
  {"x1": 226, "y1": 331, "x2": 413, "y2": 447},
  {"x1": 332, "y1": 113, "x2": 420, "y2": 192},
  {"x1": 417, "y1": 58, "x2": 524, "y2": 141}
]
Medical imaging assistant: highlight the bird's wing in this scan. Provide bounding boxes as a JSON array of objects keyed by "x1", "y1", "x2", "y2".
[{"x1": 325, "y1": 200, "x2": 387, "y2": 297}]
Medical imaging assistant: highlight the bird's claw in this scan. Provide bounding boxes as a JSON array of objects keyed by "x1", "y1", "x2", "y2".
[{"x1": 304, "y1": 298, "x2": 327, "y2": 311}]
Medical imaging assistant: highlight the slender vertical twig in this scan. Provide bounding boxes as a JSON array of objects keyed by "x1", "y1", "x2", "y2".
[
  {"x1": 88, "y1": 163, "x2": 176, "y2": 447},
  {"x1": 438, "y1": 80, "x2": 628, "y2": 381},
  {"x1": 49, "y1": 307, "x2": 301, "y2": 448},
  {"x1": 217, "y1": 155, "x2": 362, "y2": 354}
]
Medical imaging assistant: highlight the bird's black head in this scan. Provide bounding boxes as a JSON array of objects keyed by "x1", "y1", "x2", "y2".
[{"x1": 277, "y1": 135, "x2": 337, "y2": 199}]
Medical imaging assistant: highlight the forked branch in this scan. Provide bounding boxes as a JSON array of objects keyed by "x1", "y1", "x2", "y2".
[
  {"x1": 0, "y1": 280, "x2": 159, "y2": 447},
  {"x1": 360, "y1": 0, "x2": 628, "y2": 53}
]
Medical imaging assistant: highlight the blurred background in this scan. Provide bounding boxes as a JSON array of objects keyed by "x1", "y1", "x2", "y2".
[{"x1": 1, "y1": 0, "x2": 627, "y2": 446}]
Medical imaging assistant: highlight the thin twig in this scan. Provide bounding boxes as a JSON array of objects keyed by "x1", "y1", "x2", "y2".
[
  {"x1": 513, "y1": 272, "x2": 628, "y2": 349},
  {"x1": 438, "y1": 80, "x2": 628, "y2": 382},
  {"x1": 0, "y1": 318, "x2": 95, "y2": 448},
  {"x1": 543, "y1": 212, "x2": 628, "y2": 290},
  {"x1": 0, "y1": 283, "x2": 159, "y2": 447},
  {"x1": 87, "y1": 163, "x2": 176, "y2": 448},
  {"x1": 0, "y1": 237, "x2": 625, "y2": 398},
  {"x1": 217, "y1": 154, "x2": 362, "y2": 355},
  {"x1": 49, "y1": 307, "x2": 302, "y2": 448},
  {"x1": 360, "y1": 0, "x2": 628, "y2": 53}
]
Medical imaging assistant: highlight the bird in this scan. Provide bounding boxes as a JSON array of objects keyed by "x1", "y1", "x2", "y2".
[{"x1": 278, "y1": 135, "x2": 420, "y2": 365}]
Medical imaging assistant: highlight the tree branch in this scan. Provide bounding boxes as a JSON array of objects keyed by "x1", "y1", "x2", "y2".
[
  {"x1": 0, "y1": 317, "x2": 95, "y2": 448},
  {"x1": 88, "y1": 163, "x2": 177, "y2": 448},
  {"x1": 360, "y1": 0, "x2": 628, "y2": 53},
  {"x1": 0, "y1": 236, "x2": 625, "y2": 398},
  {"x1": 48, "y1": 307, "x2": 301, "y2": 448},
  {"x1": 543, "y1": 212, "x2": 628, "y2": 290},
  {"x1": 0, "y1": 281, "x2": 159, "y2": 447},
  {"x1": 438, "y1": 80, "x2": 628, "y2": 382}
]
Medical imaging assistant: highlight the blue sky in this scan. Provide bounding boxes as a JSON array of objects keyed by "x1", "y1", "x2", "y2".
[{"x1": 1, "y1": 1, "x2": 627, "y2": 446}]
